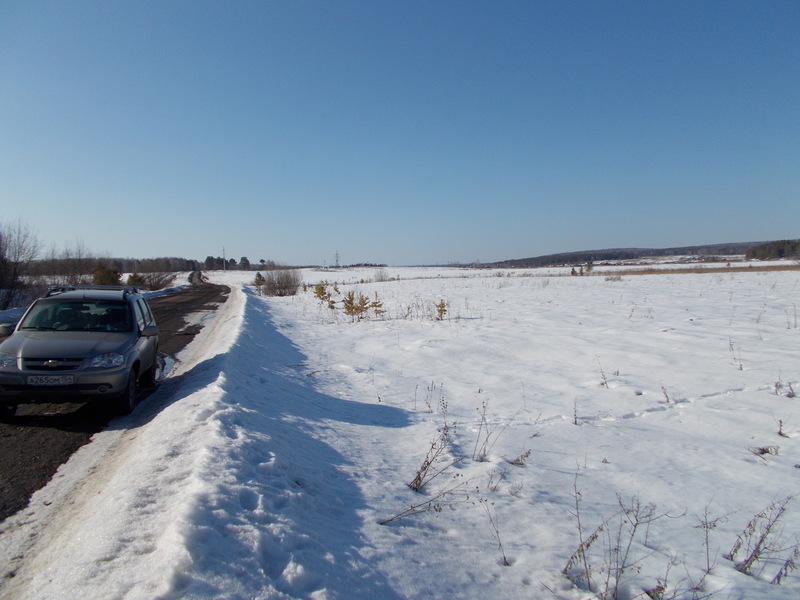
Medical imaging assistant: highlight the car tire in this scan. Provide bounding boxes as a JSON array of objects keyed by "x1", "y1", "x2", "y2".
[
  {"x1": 0, "y1": 404, "x2": 17, "y2": 421},
  {"x1": 114, "y1": 371, "x2": 137, "y2": 415},
  {"x1": 139, "y1": 362, "x2": 157, "y2": 388}
]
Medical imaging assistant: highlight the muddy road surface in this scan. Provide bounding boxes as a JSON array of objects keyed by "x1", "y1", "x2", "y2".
[{"x1": 0, "y1": 274, "x2": 229, "y2": 522}]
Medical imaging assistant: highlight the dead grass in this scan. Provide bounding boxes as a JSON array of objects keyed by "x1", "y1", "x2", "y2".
[{"x1": 598, "y1": 264, "x2": 800, "y2": 277}]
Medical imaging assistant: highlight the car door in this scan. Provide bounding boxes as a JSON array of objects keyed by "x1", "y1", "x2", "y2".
[{"x1": 133, "y1": 299, "x2": 158, "y2": 370}]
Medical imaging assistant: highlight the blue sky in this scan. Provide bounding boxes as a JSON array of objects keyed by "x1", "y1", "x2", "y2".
[{"x1": 1, "y1": 1, "x2": 797, "y2": 266}]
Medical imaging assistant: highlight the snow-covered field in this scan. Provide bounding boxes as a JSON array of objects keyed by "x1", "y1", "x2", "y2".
[{"x1": 2, "y1": 264, "x2": 799, "y2": 599}]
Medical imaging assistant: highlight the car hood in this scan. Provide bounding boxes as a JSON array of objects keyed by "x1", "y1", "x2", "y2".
[{"x1": 0, "y1": 331, "x2": 134, "y2": 359}]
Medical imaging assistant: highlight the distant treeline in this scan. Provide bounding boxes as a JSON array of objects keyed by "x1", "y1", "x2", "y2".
[
  {"x1": 203, "y1": 256, "x2": 281, "y2": 271},
  {"x1": 745, "y1": 240, "x2": 800, "y2": 260},
  {"x1": 201, "y1": 256, "x2": 328, "y2": 270},
  {"x1": 487, "y1": 242, "x2": 765, "y2": 269},
  {"x1": 30, "y1": 256, "x2": 199, "y2": 282}
]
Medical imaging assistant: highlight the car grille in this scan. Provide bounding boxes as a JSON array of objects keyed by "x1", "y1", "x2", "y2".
[{"x1": 23, "y1": 358, "x2": 85, "y2": 371}]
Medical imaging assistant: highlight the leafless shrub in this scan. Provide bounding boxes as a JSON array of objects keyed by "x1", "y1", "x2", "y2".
[
  {"x1": 0, "y1": 219, "x2": 40, "y2": 309},
  {"x1": 140, "y1": 271, "x2": 174, "y2": 290},
  {"x1": 263, "y1": 269, "x2": 303, "y2": 296}
]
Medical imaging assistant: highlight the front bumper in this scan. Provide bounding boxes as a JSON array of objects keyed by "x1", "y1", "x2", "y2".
[{"x1": 0, "y1": 368, "x2": 129, "y2": 403}]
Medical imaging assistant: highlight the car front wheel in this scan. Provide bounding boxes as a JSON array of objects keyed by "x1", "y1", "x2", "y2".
[
  {"x1": 113, "y1": 371, "x2": 137, "y2": 415},
  {"x1": 139, "y1": 360, "x2": 157, "y2": 388},
  {"x1": 0, "y1": 403, "x2": 17, "y2": 421}
]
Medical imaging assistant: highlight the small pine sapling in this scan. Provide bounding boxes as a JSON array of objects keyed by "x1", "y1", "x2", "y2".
[
  {"x1": 313, "y1": 282, "x2": 333, "y2": 306},
  {"x1": 252, "y1": 272, "x2": 266, "y2": 295},
  {"x1": 435, "y1": 299, "x2": 448, "y2": 321},
  {"x1": 357, "y1": 292, "x2": 369, "y2": 317},
  {"x1": 370, "y1": 292, "x2": 384, "y2": 317}
]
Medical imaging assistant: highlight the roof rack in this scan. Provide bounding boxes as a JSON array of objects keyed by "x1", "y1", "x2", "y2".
[{"x1": 45, "y1": 285, "x2": 141, "y2": 298}]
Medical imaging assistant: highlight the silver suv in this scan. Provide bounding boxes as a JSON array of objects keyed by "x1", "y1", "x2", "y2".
[{"x1": 0, "y1": 285, "x2": 159, "y2": 417}]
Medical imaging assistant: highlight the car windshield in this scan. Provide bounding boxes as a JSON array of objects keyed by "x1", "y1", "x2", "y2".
[{"x1": 19, "y1": 299, "x2": 133, "y2": 332}]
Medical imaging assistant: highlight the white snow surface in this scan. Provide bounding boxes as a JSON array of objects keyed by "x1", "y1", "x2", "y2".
[{"x1": 1, "y1": 265, "x2": 800, "y2": 599}]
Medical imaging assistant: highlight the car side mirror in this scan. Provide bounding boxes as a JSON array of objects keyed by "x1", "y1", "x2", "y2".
[
  {"x1": 141, "y1": 325, "x2": 159, "y2": 337},
  {"x1": 0, "y1": 323, "x2": 14, "y2": 336}
]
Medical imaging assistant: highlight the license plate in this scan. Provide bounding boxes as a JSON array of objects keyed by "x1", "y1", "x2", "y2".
[{"x1": 27, "y1": 375, "x2": 74, "y2": 386}]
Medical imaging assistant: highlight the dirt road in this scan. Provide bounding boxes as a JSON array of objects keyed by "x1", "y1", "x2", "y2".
[{"x1": 0, "y1": 274, "x2": 229, "y2": 522}]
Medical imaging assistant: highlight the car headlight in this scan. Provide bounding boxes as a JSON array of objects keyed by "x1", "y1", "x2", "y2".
[
  {"x1": 89, "y1": 353, "x2": 125, "y2": 368},
  {"x1": 0, "y1": 353, "x2": 17, "y2": 369}
]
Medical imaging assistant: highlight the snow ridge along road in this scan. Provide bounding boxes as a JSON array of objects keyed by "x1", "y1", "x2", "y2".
[
  {"x1": 0, "y1": 275, "x2": 229, "y2": 523},
  {"x1": 0, "y1": 286, "x2": 252, "y2": 598}
]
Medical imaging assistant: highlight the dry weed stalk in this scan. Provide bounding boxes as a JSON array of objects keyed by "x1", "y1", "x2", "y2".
[
  {"x1": 509, "y1": 449, "x2": 531, "y2": 467},
  {"x1": 726, "y1": 495, "x2": 794, "y2": 578},
  {"x1": 771, "y1": 546, "x2": 800, "y2": 585},
  {"x1": 595, "y1": 355, "x2": 610, "y2": 388},
  {"x1": 748, "y1": 445, "x2": 780, "y2": 464},
  {"x1": 693, "y1": 500, "x2": 734, "y2": 576},
  {"x1": 408, "y1": 422, "x2": 453, "y2": 492},
  {"x1": 479, "y1": 498, "x2": 510, "y2": 566},
  {"x1": 564, "y1": 473, "x2": 686, "y2": 599},
  {"x1": 379, "y1": 474, "x2": 474, "y2": 525},
  {"x1": 471, "y1": 399, "x2": 520, "y2": 462}
]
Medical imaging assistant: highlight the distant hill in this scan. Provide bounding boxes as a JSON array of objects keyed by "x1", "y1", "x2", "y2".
[{"x1": 486, "y1": 242, "x2": 767, "y2": 269}]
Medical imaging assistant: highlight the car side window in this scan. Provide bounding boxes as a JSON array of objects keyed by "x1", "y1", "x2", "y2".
[
  {"x1": 133, "y1": 301, "x2": 146, "y2": 332},
  {"x1": 138, "y1": 299, "x2": 155, "y2": 326}
]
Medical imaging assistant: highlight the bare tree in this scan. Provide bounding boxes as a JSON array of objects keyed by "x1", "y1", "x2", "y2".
[
  {"x1": 65, "y1": 238, "x2": 91, "y2": 283},
  {"x1": 0, "y1": 220, "x2": 40, "y2": 309}
]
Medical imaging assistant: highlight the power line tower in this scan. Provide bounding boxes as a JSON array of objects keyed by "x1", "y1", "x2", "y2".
[{"x1": 334, "y1": 250, "x2": 340, "y2": 268}]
